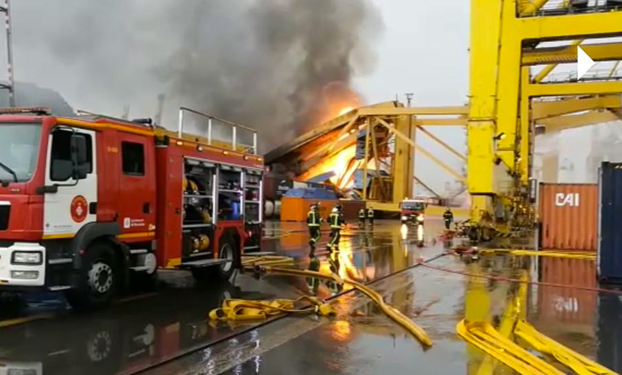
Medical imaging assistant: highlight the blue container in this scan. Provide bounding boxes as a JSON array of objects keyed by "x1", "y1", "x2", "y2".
[{"x1": 598, "y1": 162, "x2": 622, "y2": 282}]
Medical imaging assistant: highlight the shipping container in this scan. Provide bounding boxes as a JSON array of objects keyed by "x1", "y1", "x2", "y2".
[
  {"x1": 281, "y1": 198, "x2": 338, "y2": 222},
  {"x1": 539, "y1": 183, "x2": 598, "y2": 251},
  {"x1": 340, "y1": 199, "x2": 367, "y2": 221},
  {"x1": 537, "y1": 257, "x2": 596, "y2": 329},
  {"x1": 598, "y1": 162, "x2": 622, "y2": 282}
]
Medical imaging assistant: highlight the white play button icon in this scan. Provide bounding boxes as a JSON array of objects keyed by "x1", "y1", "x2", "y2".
[{"x1": 577, "y1": 46, "x2": 595, "y2": 80}]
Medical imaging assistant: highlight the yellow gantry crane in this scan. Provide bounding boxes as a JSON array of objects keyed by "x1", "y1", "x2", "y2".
[{"x1": 468, "y1": 0, "x2": 622, "y2": 238}]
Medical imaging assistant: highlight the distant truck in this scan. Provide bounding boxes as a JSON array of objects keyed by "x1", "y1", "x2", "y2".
[
  {"x1": 400, "y1": 199, "x2": 427, "y2": 226},
  {"x1": 0, "y1": 107, "x2": 264, "y2": 309}
]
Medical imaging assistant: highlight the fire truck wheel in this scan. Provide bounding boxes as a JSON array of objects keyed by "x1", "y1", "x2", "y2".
[
  {"x1": 65, "y1": 243, "x2": 119, "y2": 310},
  {"x1": 215, "y1": 237, "x2": 236, "y2": 280},
  {"x1": 191, "y1": 237, "x2": 237, "y2": 283}
]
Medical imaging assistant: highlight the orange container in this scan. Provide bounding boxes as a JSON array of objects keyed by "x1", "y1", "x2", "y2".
[
  {"x1": 539, "y1": 183, "x2": 598, "y2": 251},
  {"x1": 537, "y1": 257, "x2": 596, "y2": 328},
  {"x1": 280, "y1": 197, "x2": 338, "y2": 222},
  {"x1": 340, "y1": 199, "x2": 366, "y2": 221}
]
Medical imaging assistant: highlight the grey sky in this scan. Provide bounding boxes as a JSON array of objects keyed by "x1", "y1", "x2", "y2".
[{"x1": 355, "y1": 0, "x2": 469, "y2": 195}]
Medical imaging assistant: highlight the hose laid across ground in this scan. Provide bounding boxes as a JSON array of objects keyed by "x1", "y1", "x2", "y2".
[
  {"x1": 417, "y1": 261, "x2": 622, "y2": 296},
  {"x1": 457, "y1": 320, "x2": 564, "y2": 375},
  {"x1": 478, "y1": 249, "x2": 596, "y2": 260},
  {"x1": 209, "y1": 296, "x2": 336, "y2": 322},
  {"x1": 253, "y1": 265, "x2": 433, "y2": 348},
  {"x1": 515, "y1": 320, "x2": 619, "y2": 375}
]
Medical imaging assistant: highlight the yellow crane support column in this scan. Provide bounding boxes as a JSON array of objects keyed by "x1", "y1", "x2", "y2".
[
  {"x1": 468, "y1": 0, "x2": 503, "y2": 222},
  {"x1": 392, "y1": 115, "x2": 414, "y2": 205}
]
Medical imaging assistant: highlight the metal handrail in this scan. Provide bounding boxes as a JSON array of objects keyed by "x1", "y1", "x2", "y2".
[{"x1": 177, "y1": 107, "x2": 258, "y2": 154}]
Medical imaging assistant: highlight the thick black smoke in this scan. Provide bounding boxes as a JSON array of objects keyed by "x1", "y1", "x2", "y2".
[{"x1": 11, "y1": 0, "x2": 383, "y2": 152}]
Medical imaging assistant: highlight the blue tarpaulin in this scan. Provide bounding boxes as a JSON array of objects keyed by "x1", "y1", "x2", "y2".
[
  {"x1": 284, "y1": 188, "x2": 338, "y2": 200},
  {"x1": 353, "y1": 169, "x2": 390, "y2": 190}
]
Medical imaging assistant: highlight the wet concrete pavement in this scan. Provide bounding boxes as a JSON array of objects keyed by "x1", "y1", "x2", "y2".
[{"x1": 1, "y1": 219, "x2": 621, "y2": 375}]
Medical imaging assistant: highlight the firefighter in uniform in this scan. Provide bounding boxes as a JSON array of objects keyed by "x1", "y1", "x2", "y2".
[
  {"x1": 367, "y1": 207, "x2": 375, "y2": 228},
  {"x1": 358, "y1": 208, "x2": 366, "y2": 228},
  {"x1": 443, "y1": 207, "x2": 454, "y2": 230},
  {"x1": 327, "y1": 204, "x2": 345, "y2": 251},
  {"x1": 307, "y1": 202, "x2": 321, "y2": 254}
]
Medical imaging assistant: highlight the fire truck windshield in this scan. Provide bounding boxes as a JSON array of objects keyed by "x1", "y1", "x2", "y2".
[
  {"x1": 401, "y1": 201, "x2": 425, "y2": 211},
  {"x1": 0, "y1": 123, "x2": 41, "y2": 183}
]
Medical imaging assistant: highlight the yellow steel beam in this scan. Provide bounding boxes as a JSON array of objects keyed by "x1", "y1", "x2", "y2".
[
  {"x1": 523, "y1": 42, "x2": 622, "y2": 65},
  {"x1": 538, "y1": 110, "x2": 620, "y2": 131},
  {"x1": 301, "y1": 132, "x2": 356, "y2": 163},
  {"x1": 494, "y1": 0, "x2": 525, "y2": 170},
  {"x1": 467, "y1": 0, "x2": 502, "y2": 197},
  {"x1": 533, "y1": 40, "x2": 583, "y2": 83},
  {"x1": 413, "y1": 176, "x2": 441, "y2": 198},
  {"x1": 519, "y1": 67, "x2": 531, "y2": 181},
  {"x1": 519, "y1": 0, "x2": 550, "y2": 15},
  {"x1": 376, "y1": 117, "x2": 465, "y2": 182},
  {"x1": 358, "y1": 106, "x2": 469, "y2": 117},
  {"x1": 417, "y1": 126, "x2": 467, "y2": 162},
  {"x1": 392, "y1": 116, "x2": 414, "y2": 203},
  {"x1": 363, "y1": 119, "x2": 370, "y2": 200},
  {"x1": 531, "y1": 95, "x2": 622, "y2": 119},
  {"x1": 527, "y1": 80, "x2": 622, "y2": 97},
  {"x1": 610, "y1": 61, "x2": 621, "y2": 78},
  {"x1": 415, "y1": 118, "x2": 468, "y2": 126},
  {"x1": 520, "y1": 10, "x2": 622, "y2": 40},
  {"x1": 325, "y1": 115, "x2": 359, "y2": 155}
]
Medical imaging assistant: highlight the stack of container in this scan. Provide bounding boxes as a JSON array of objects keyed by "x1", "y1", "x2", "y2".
[{"x1": 538, "y1": 161, "x2": 622, "y2": 282}]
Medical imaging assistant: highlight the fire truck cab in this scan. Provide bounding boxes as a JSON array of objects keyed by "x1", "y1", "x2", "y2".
[
  {"x1": 400, "y1": 198, "x2": 426, "y2": 226},
  {"x1": 0, "y1": 107, "x2": 264, "y2": 309}
]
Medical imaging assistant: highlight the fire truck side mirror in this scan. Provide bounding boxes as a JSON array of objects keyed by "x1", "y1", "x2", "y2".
[{"x1": 71, "y1": 135, "x2": 88, "y2": 165}]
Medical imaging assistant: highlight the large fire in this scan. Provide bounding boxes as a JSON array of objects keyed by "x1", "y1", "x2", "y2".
[
  {"x1": 339, "y1": 106, "x2": 354, "y2": 116},
  {"x1": 298, "y1": 84, "x2": 364, "y2": 190},
  {"x1": 300, "y1": 145, "x2": 359, "y2": 190}
]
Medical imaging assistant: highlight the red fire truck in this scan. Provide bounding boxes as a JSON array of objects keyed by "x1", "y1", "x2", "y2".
[{"x1": 0, "y1": 107, "x2": 264, "y2": 309}]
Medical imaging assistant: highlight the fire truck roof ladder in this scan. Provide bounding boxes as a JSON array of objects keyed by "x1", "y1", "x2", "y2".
[
  {"x1": 177, "y1": 107, "x2": 258, "y2": 155},
  {"x1": 75, "y1": 109, "x2": 156, "y2": 129}
]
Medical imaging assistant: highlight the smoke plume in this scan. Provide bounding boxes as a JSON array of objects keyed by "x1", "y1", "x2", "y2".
[{"x1": 12, "y1": 0, "x2": 383, "y2": 152}]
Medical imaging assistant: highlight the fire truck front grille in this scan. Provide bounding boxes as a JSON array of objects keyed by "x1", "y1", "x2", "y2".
[{"x1": 0, "y1": 205, "x2": 10, "y2": 230}]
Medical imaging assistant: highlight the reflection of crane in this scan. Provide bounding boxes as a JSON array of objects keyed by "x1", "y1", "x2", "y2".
[{"x1": 465, "y1": 262, "x2": 528, "y2": 375}]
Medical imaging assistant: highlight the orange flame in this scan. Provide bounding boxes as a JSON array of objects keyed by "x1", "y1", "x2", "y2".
[{"x1": 339, "y1": 107, "x2": 354, "y2": 116}]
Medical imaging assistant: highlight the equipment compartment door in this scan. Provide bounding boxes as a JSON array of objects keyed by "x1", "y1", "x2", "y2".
[
  {"x1": 44, "y1": 128, "x2": 98, "y2": 237},
  {"x1": 116, "y1": 134, "x2": 156, "y2": 235}
]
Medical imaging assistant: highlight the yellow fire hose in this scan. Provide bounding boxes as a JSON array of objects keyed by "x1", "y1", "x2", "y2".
[
  {"x1": 253, "y1": 265, "x2": 433, "y2": 348},
  {"x1": 457, "y1": 320, "x2": 565, "y2": 375},
  {"x1": 241, "y1": 255, "x2": 296, "y2": 268},
  {"x1": 515, "y1": 320, "x2": 619, "y2": 375},
  {"x1": 210, "y1": 255, "x2": 432, "y2": 348},
  {"x1": 479, "y1": 249, "x2": 595, "y2": 261},
  {"x1": 209, "y1": 296, "x2": 337, "y2": 322}
]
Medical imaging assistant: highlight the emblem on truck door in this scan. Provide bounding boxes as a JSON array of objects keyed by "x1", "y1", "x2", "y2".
[{"x1": 71, "y1": 195, "x2": 88, "y2": 223}]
